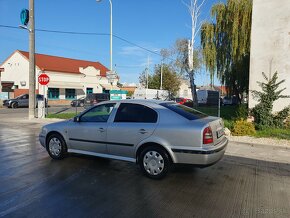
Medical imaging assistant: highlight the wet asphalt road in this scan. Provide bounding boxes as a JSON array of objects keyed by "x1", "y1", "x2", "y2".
[{"x1": 0, "y1": 118, "x2": 290, "y2": 217}]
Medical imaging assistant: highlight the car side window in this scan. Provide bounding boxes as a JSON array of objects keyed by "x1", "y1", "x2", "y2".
[
  {"x1": 21, "y1": 95, "x2": 28, "y2": 99},
  {"x1": 80, "y1": 103, "x2": 115, "y2": 122},
  {"x1": 114, "y1": 103, "x2": 158, "y2": 123}
]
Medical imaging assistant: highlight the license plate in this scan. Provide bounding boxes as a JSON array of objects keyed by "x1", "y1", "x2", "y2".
[{"x1": 216, "y1": 129, "x2": 224, "y2": 138}]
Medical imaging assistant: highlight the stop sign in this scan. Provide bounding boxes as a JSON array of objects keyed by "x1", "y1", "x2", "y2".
[{"x1": 38, "y1": 73, "x2": 50, "y2": 85}]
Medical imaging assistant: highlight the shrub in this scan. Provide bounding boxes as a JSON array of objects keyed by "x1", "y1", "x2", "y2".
[
  {"x1": 284, "y1": 116, "x2": 290, "y2": 129},
  {"x1": 251, "y1": 72, "x2": 290, "y2": 129},
  {"x1": 235, "y1": 104, "x2": 248, "y2": 120},
  {"x1": 232, "y1": 119, "x2": 256, "y2": 136},
  {"x1": 224, "y1": 119, "x2": 234, "y2": 131}
]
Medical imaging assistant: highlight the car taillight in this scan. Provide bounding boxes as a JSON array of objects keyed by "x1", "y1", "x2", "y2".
[{"x1": 203, "y1": 126, "x2": 213, "y2": 144}]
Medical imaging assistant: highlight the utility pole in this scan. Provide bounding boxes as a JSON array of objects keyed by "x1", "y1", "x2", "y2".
[
  {"x1": 109, "y1": 0, "x2": 113, "y2": 72},
  {"x1": 160, "y1": 61, "x2": 163, "y2": 90},
  {"x1": 145, "y1": 55, "x2": 150, "y2": 99},
  {"x1": 28, "y1": 0, "x2": 36, "y2": 119}
]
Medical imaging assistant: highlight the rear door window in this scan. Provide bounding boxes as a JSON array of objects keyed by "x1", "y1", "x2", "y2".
[
  {"x1": 160, "y1": 103, "x2": 207, "y2": 120},
  {"x1": 114, "y1": 103, "x2": 158, "y2": 123}
]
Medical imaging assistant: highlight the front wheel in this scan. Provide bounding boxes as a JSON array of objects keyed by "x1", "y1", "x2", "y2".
[
  {"x1": 11, "y1": 102, "x2": 18, "y2": 109},
  {"x1": 46, "y1": 134, "x2": 67, "y2": 160},
  {"x1": 139, "y1": 146, "x2": 170, "y2": 179}
]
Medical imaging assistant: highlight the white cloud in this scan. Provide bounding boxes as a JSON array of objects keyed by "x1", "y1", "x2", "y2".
[{"x1": 118, "y1": 46, "x2": 145, "y2": 56}]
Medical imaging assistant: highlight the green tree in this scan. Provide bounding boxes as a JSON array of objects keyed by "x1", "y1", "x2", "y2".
[
  {"x1": 138, "y1": 69, "x2": 152, "y2": 88},
  {"x1": 201, "y1": 0, "x2": 252, "y2": 103},
  {"x1": 138, "y1": 64, "x2": 181, "y2": 98},
  {"x1": 251, "y1": 72, "x2": 290, "y2": 129},
  {"x1": 152, "y1": 64, "x2": 181, "y2": 98}
]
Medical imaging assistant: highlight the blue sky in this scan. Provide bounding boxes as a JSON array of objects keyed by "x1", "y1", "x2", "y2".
[{"x1": 0, "y1": 0, "x2": 221, "y2": 85}]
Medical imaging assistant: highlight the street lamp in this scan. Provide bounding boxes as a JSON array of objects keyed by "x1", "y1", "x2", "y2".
[{"x1": 96, "y1": 0, "x2": 113, "y2": 72}]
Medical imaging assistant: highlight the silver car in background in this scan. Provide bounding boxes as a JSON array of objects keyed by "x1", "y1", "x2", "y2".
[{"x1": 39, "y1": 100, "x2": 228, "y2": 179}]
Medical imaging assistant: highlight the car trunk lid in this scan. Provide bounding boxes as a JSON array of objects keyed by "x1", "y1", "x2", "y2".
[
  {"x1": 192, "y1": 116, "x2": 225, "y2": 146},
  {"x1": 203, "y1": 116, "x2": 225, "y2": 145}
]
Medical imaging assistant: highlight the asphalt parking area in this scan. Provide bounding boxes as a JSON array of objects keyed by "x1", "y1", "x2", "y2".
[{"x1": 0, "y1": 122, "x2": 289, "y2": 218}]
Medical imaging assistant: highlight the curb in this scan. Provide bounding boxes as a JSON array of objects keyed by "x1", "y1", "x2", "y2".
[
  {"x1": 228, "y1": 139, "x2": 290, "y2": 150},
  {"x1": 1, "y1": 117, "x2": 64, "y2": 125}
]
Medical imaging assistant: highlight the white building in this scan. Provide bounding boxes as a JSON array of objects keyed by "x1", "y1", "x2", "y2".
[
  {"x1": 133, "y1": 87, "x2": 169, "y2": 100},
  {"x1": 249, "y1": 0, "x2": 290, "y2": 111},
  {"x1": 0, "y1": 50, "x2": 118, "y2": 105}
]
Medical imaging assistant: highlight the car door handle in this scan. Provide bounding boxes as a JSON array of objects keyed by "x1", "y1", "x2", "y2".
[
  {"x1": 98, "y1": 128, "x2": 105, "y2": 132},
  {"x1": 139, "y1": 129, "x2": 147, "y2": 134}
]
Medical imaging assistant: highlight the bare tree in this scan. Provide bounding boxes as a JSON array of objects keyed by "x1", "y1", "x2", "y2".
[{"x1": 184, "y1": 0, "x2": 206, "y2": 106}]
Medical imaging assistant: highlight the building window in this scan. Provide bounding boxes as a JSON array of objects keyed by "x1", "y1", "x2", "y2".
[
  {"x1": 65, "y1": 89, "x2": 76, "y2": 99},
  {"x1": 48, "y1": 88, "x2": 59, "y2": 99},
  {"x1": 86, "y1": 88, "x2": 93, "y2": 95}
]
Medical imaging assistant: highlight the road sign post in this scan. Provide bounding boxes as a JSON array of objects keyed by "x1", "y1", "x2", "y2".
[
  {"x1": 38, "y1": 73, "x2": 49, "y2": 118},
  {"x1": 38, "y1": 73, "x2": 50, "y2": 85}
]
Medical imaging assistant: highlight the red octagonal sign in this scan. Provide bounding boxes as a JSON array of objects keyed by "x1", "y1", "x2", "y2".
[{"x1": 38, "y1": 73, "x2": 50, "y2": 85}]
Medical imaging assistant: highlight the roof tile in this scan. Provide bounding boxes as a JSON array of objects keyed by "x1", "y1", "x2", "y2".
[{"x1": 18, "y1": 50, "x2": 108, "y2": 77}]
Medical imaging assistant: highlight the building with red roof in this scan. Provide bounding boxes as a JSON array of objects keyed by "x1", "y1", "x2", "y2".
[{"x1": 0, "y1": 50, "x2": 119, "y2": 105}]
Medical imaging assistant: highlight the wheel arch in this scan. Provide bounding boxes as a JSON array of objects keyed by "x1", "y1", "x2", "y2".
[
  {"x1": 45, "y1": 131, "x2": 67, "y2": 151},
  {"x1": 11, "y1": 101, "x2": 18, "y2": 108},
  {"x1": 136, "y1": 142, "x2": 176, "y2": 164}
]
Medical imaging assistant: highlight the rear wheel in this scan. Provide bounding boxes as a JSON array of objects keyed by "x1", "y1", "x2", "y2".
[
  {"x1": 79, "y1": 102, "x2": 84, "y2": 107},
  {"x1": 139, "y1": 146, "x2": 170, "y2": 179},
  {"x1": 11, "y1": 102, "x2": 18, "y2": 109},
  {"x1": 46, "y1": 134, "x2": 67, "y2": 160}
]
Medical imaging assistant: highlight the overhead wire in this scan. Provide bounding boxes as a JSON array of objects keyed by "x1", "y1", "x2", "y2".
[{"x1": 0, "y1": 24, "x2": 175, "y2": 61}]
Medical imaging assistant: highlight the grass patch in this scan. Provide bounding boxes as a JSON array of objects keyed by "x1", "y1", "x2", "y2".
[
  {"x1": 194, "y1": 105, "x2": 238, "y2": 120},
  {"x1": 255, "y1": 128, "x2": 290, "y2": 140},
  {"x1": 47, "y1": 113, "x2": 77, "y2": 119}
]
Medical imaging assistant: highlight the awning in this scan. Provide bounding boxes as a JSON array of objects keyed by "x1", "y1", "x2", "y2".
[
  {"x1": 47, "y1": 81, "x2": 84, "y2": 89},
  {"x1": 101, "y1": 84, "x2": 120, "y2": 90}
]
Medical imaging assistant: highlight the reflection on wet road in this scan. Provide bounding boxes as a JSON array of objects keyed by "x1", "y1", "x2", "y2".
[{"x1": 0, "y1": 122, "x2": 289, "y2": 217}]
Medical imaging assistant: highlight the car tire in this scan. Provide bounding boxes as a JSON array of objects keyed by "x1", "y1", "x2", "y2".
[
  {"x1": 79, "y1": 102, "x2": 84, "y2": 107},
  {"x1": 139, "y1": 146, "x2": 170, "y2": 179},
  {"x1": 46, "y1": 133, "x2": 67, "y2": 160},
  {"x1": 11, "y1": 102, "x2": 18, "y2": 109}
]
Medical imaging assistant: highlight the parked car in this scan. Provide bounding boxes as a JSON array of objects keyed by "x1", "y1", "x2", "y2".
[
  {"x1": 70, "y1": 97, "x2": 85, "y2": 107},
  {"x1": 175, "y1": 97, "x2": 193, "y2": 105},
  {"x1": 222, "y1": 96, "x2": 239, "y2": 106},
  {"x1": 39, "y1": 99, "x2": 228, "y2": 179},
  {"x1": 222, "y1": 96, "x2": 232, "y2": 105},
  {"x1": 3, "y1": 94, "x2": 47, "y2": 108},
  {"x1": 84, "y1": 93, "x2": 110, "y2": 108}
]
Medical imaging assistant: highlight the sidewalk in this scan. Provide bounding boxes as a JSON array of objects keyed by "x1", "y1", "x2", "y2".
[
  {"x1": 1, "y1": 117, "x2": 63, "y2": 126},
  {"x1": 228, "y1": 135, "x2": 290, "y2": 148}
]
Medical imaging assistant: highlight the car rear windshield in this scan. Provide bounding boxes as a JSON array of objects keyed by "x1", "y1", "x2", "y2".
[{"x1": 160, "y1": 103, "x2": 208, "y2": 120}]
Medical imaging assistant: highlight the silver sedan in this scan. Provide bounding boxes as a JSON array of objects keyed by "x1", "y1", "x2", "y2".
[{"x1": 39, "y1": 100, "x2": 228, "y2": 179}]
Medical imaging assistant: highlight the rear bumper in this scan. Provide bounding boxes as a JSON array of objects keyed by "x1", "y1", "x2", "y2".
[{"x1": 171, "y1": 138, "x2": 228, "y2": 166}]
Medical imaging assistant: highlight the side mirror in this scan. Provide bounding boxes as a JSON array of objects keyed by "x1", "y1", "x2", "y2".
[{"x1": 73, "y1": 116, "x2": 80, "y2": 122}]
